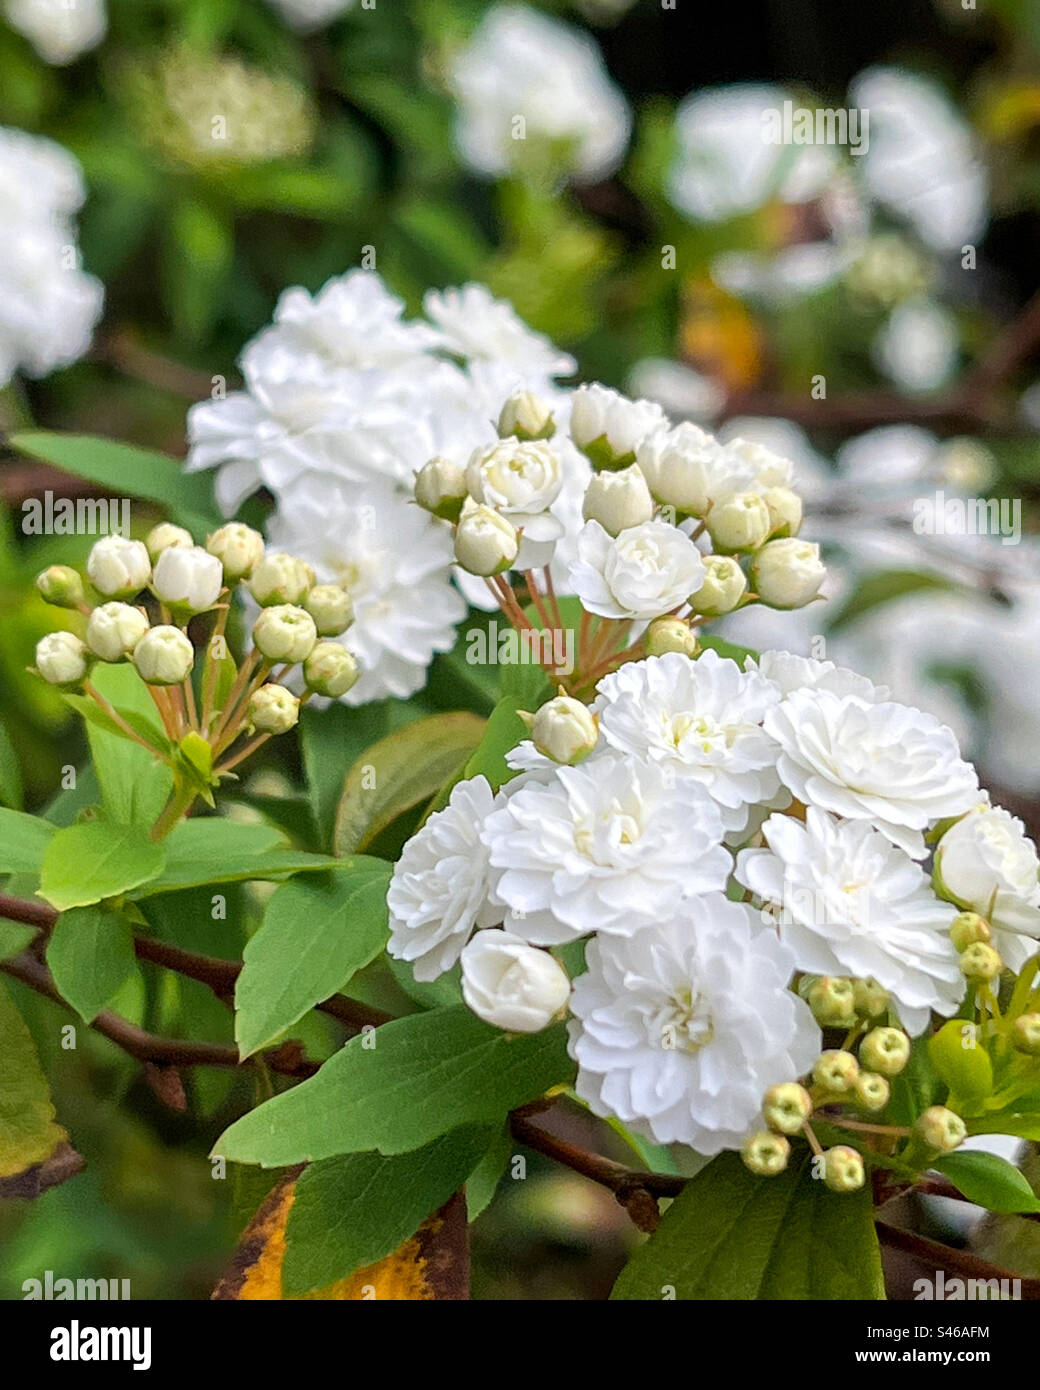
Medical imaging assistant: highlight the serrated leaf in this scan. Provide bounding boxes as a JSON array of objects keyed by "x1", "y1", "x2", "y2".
[
  {"x1": 283, "y1": 1127, "x2": 491, "y2": 1294},
  {"x1": 933, "y1": 1150, "x2": 1040, "y2": 1214},
  {"x1": 0, "y1": 980, "x2": 67, "y2": 1179},
  {"x1": 611, "y1": 1150, "x2": 884, "y2": 1300},
  {"x1": 46, "y1": 904, "x2": 138, "y2": 1022},
  {"x1": 235, "y1": 860, "x2": 392, "y2": 1058},
  {"x1": 129, "y1": 817, "x2": 335, "y2": 897},
  {"x1": 214, "y1": 1006, "x2": 574, "y2": 1166},
  {"x1": 0, "y1": 807, "x2": 54, "y2": 875},
  {"x1": 38, "y1": 821, "x2": 166, "y2": 911}
]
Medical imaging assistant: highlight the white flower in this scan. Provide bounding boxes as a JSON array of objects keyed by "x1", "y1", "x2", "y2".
[
  {"x1": 594, "y1": 650, "x2": 784, "y2": 836},
  {"x1": 873, "y1": 298, "x2": 958, "y2": 394},
  {"x1": 765, "y1": 690, "x2": 981, "y2": 858},
  {"x1": 582, "y1": 464, "x2": 654, "y2": 536},
  {"x1": 264, "y1": 0, "x2": 355, "y2": 33},
  {"x1": 132, "y1": 625, "x2": 194, "y2": 686},
  {"x1": 481, "y1": 752, "x2": 729, "y2": 944},
  {"x1": 724, "y1": 437, "x2": 797, "y2": 491},
  {"x1": 86, "y1": 536, "x2": 151, "y2": 599},
  {"x1": 4, "y1": 0, "x2": 106, "y2": 66},
  {"x1": 448, "y1": 4, "x2": 631, "y2": 183},
  {"x1": 86, "y1": 602, "x2": 149, "y2": 663},
  {"x1": 424, "y1": 285, "x2": 575, "y2": 376},
  {"x1": 737, "y1": 808, "x2": 963, "y2": 1034},
  {"x1": 635, "y1": 422, "x2": 750, "y2": 515},
  {"x1": 35, "y1": 630, "x2": 88, "y2": 686},
  {"x1": 266, "y1": 477, "x2": 466, "y2": 704},
  {"x1": 751, "y1": 538, "x2": 826, "y2": 609},
  {"x1": 568, "y1": 894, "x2": 821, "y2": 1153},
  {"x1": 388, "y1": 776, "x2": 500, "y2": 981},
  {"x1": 935, "y1": 807, "x2": 1040, "y2": 968},
  {"x1": 151, "y1": 545, "x2": 223, "y2": 614},
  {"x1": 570, "y1": 383, "x2": 666, "y2": 464},
  {"x1": 268, "y1": 269, "x2": 437, "y2": 370},
  {"x1": 461, "y1": 931, "x2": 570, "y2": 1033},
  {"x1": 466, "y1": 437, "x2": 564, "y2": 567},
  {"x1": 747, "y1": 650, "x2": 889, "y2": 703},
  {"x1": 569, "y1": 519, "x2": 705, "y2": 620}
]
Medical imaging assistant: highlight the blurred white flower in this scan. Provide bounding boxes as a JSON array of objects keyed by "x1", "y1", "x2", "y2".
[
  {"x1": 264, "y1": 0, "x2": 355, "y2": 32},
  {"x1": 873, "y1": 298, "x2": 958, "y2": 393},
  {"x1": 4, "y1": 0, "x2": 106, "y2": 65},
  {"x1": 424, "y1": 284, "x2": 576, "y2": 376},
  {"x1": 747, "y1": 650, "x2": 888, "y2": 703},
  {"x1": 448, "y1": 4, "x2": 631, "y2": 183},
  {"x1": 627, "y1": 358, "x2": 725, "y2": 422}
]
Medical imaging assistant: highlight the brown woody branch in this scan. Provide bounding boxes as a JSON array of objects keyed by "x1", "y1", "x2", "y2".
[{"x1": 876, "y1": 1220, "x2": 1040, "y2": 1298}]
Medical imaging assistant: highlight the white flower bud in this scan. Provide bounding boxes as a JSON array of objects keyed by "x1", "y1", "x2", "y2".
[
  {"x1": 725, "y1": 437, "x2": 795, "y2": 489},
  {"x1": 1011, "y1": 1013, "x2": 1040, "y2": 1057},
  {"x1": 132, "y1": 625, "x2": 194, "y2": 685},
  {"x1": 414, "y1": 456, "x2": 468, "y2": 522},
  {"x1": 762, "y1": 486, "x2": 803, "y2": 537},
  {"x1": 751, "y1": 538, "x2": 826, "y2": 609},
  {"x1": 206, "y1": 523, "x2": 265, "y2": 582},
  {"x1": 35, "y1": 631, "x2": 88, "y2": 687},
  {"x1": 35, "y1": 565, "x2": 84, "y2": 609},
  {"x1": 86, "y1": 536, "x2": 151, "y2": 599},
  {"x1": 688, "y1": 554, "x2": 747, "y2": 617},
  {"x1": 145, "y1": 523, "x2": 194, "y2": 562},
  {"x1": 915, "y1": 1105, "x2": 967, "y2": 1154},
  {"x1": 497, "y1": 390, "x2": 555, "y2": 441},
  {"x1": 741, "y1": 1131, "x2": 790, "y2": 1177},
  {"x1": 454, "y1": 505, "x2": 518, "y2": 576},
  {"x1": 859, "y1": 1027, "x2": 910, "y2": 1076},
  {"x1": 304, "y1": 641, "x2": 359, "y2": 698},
  {"x1": 304, "y1": 584, "x2": 353, "y2": 637},
  {"x1": 526, "y1": 695, "x2": 598, "y2": 765},
  {"x1": 706, "y1": 492, "x2": 771, "y2": 554},
  {"x1": 635, "y1": 422, "x2": 739, "y2": 515},
  {"x1": 935, "y1": 807, "x2": 1040, "y2": 928},
  {"x1": 248, "y1": 552, "x2": 314, "y2": 607},
  {"x1": 645, "y1": 617, "x2": 699, "y2": 658},
  {"x1": 460, "y1": 931, "x2": 570, "y2": 1033},
  {"x1": 581, "y1": 464, "x2": 654, "y2": 536},
  {"x1": 152, "y1": 545, "x2": 223, "y2": 615},
  {"x1": 252, "y1": 605, "x2": 318, "y2": 664},
  {"x1": 247, "y1": 684, "x2": 300, "y2": 735},
  {"x1": 570, "y1": 383, "x2": 665, "y2": 468},
  {"x1": 823, "y1": 1145, "x2": 865, "y2": 1193},
  {"x1": 86, "y1": 602, "x2": 149, "y2": 663}
]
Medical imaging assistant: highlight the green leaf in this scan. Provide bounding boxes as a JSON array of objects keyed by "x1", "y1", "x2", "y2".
[
  {"x1": 235, "y1": 859, "x2": 392, "y2": 1059},
  {"x1": 0, "y1": 717, "x2": 24, "y2": 809},
  {"x1": 46, "y1": 905, "x2": 138, "y2": 1023},
  {"x1": 0, "y1": 807, "x2": 54, "y2": 875},
  {"x1": 611, "y1": 1150, "x2": 884, "y2": 1300},
  {"x1": 129, "y1": 818, "x2": 335, "y2": 897},
  {"x1": 162, "y1": 199, "x2": 233, "y2": 344},
  {"x1": 38, "y1": 821, "x2": 166, "y2": 911},
  {"x1": 933, "y1": 1150, "x2": 1040, "y2": 1215},
  {"x1": 10, "y1": 432, "x2": 219, "y2": 533},
  {"x1": 0, "y1": 980, "x2": 66, "y2": 1179},
  {"x1": 333, "y1": 712, "x2": 485, "y2": 855},
  {"x1": 968, "y1": 1113, "x2": 1040, "y2": 1142},
  {"x1": 283, "y1": 1127, "x2": 492, "y2": 1294},
  {"x1": 214, "y1": 1006, "x2": 574, "y2": 1166},
  {"x1": 461, "y1": 697, "x2": 527, "y2": 790},
  {"x1": 702, "y1": 634, "x2": 760, "y2": 667},
  {"x1": 888, "y1": 1034, "x2": 943, "y2": 1127},
  {"x1": 0, "y1": 921, "x2": 35, "y2": 962},
  {"x1": 465, "y1": 1126, "x2": 513, "y2": 1222},
  {"x1": 62, "y1": 692, "x2": 172, "y2": 755},
  {"x1": 83, "y1": 664, "x2": 175, "y2": 826}
]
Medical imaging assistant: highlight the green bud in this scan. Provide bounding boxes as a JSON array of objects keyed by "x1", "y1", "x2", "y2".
[
  {"x1": 813, "y1": 1049, "x2": 859, "y2": 1094},
  {"x1": 304, "y1": 584, "x2": 354, "y2": 637},
  {"x1": 854, "y1": 1072, "x2": 890, "y2": 1113},
  {"x1": 741, "y1": 1131, "x2": 790, "y2": 1177},
  {"x1": 1011, "y1": 1013, "x2": 1040, "y2": 1057},
  {"x1": 807, "y1": 976, "x2": 857, "y2": 1027},
  {"x1": 852, "y1": 977, "x2": 890, "y2": 1020},
  {"x1": 823, "y1": 1145, "x2": 865, "y2": 1194},
  {"x1": 645, "y1": 617, "x2": 699, "y2": 659},
  {"x1": 762, "y1": 1082, "x2": 812, "y2": 1136},
  {"x1": 950, "y1": 911, "x2": 991, "y2": 953},
  {"x1": 859, "y1": 1026, "x2": 911, "y2": 1077},
  {"x1": 35, "y1": 564, "x2": 84, "y2": 609},
  {"x1": 145, "y1": 522, "x2": 194, "y2": 562},
  {"x1": 414, "y1": 456, "x2": 468, "y2": 522},
  {"x1": 247, "y1": 684, "x2": 300, "y2": 736},
  {"x1": 915, "y1": 1105, "x2": 967, "y2": 1154},
  {"x1": 959, "y1": 942, "x2": 1003, "y2": 982},
  {"x1": 303, "y1": 641, "x2": 359, "y2": 699}
]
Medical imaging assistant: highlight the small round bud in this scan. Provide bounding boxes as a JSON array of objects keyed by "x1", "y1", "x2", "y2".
[
  {"x1": 247, "y1": 684, "x2": 300, "y2": 735},
  {"x1": 959, "y1": 942, "x2": 1003, "y2": 982},
  {"x1": 35, "y1": 631, "x2": 88, "y2": 687},
  {"x1": 145, "y1": 522, "x2": 194, "y2": 562},
  {"x1": 807, "y1": 976, "x2": 856, "y2": 1027},
  {"x1": 304, "y1": 584, "x2": 354, "y2": 637},
  {"x1": 751, "y1": 538, "x2": 826, "y2": 610},
  {"x1": 823, "y1": 1145, "x2": 865, "y2": 1194},
  {"x1": 852, "y1": 977, "x2": 890, "y2": 1020},
  {"x1": 252, "y1": 605, "x2": 318, "y2": 665},
  {"x1": 645, "y1": 617, "x2": 700, "y2": 659},
  {"x1": 35, "y1": 565, "x2": 84, "y2": 609},
  {"x1": 915, "y1": 1105, "x2": 967, "y2": 1154},
  {"x1": 859, "y1": 1026, "x2": 911, "y2": 1076},
  {"x1": 950, "y1": 911, "x2": 991, "y2": 953},
  {"x1": 206, "y1": 523, "x2": 265, "y2": 582},
  {"x1": 454, "y1": 505, "x2": 518, "y2": 576},
  {"x1": 303, "y1": 641, "x2": 359, "y2": 698},
  {"x1": 86, "y1": 602, "x2": 149, "y2": 663},
  {"x1": 132, "y1": 625, "x2": 194, "y2": 685},
  {"x1": 688, "y1": 554, "x2": 748, "y2": 617},
  {"x1": 855, "y1": 1072, "x2": 891, "y2": 1113},
  {"x1": 526, "y1": 695, "x2": 598, "y2": 765},
  {"x1": 706, "y1": 492, "x2": 771, "y2": 554},
  {"x1": 1011, "y1": 1013, "x2": 1040, "y2": 1056},
  {"x1": 762, "y1": 486, "x2": 803, "y2": 537},
  {"x1": 581, "y1": 465, "x2": 654, "y2": 536},
  {"x1": 762, "y1": 1082, "x2": 812, "y2": 1136},
  {"x1": 152, "y1": 545, "x2": 223, "y2": 615},
  {"x1": 813, "y1": 1049, "x2": 860, "y2": 1094},
  {"x1": 414, "y1": 456, "x2": 468, "y2": 522},
  {"x1": 86, "y1": 536, "x2": 151, "y2": 599},
  {"x1": 248, "y1": 552, "x2": 314, "y2": 607},
  {"x1": 741, "y1": 1131, "x2": 791, "y2": 1177},
  {"x1": 497, "y1": 390, "x2": 555, "y2": 442},
  {"x1": 460, "y1": 931, "x2": 570, "y2": 1033}
]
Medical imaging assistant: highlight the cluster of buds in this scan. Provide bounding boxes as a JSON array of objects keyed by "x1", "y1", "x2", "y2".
[
  {"x1": 800, "y1": 974, "x2": 890, "y2": 1029},
  {"x1": 32, "y1": 522, "x2": 359, "y2": 828}
]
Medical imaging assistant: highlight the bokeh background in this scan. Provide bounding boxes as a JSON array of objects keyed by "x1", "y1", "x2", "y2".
[{"x1": 2, "y1": 0, "x2": 1040, "y2": 1298}]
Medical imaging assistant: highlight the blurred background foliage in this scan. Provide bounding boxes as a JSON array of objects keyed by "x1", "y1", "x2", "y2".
[{"x1": 3, "y1": 0, "x2": 1040, "y2": 1299}]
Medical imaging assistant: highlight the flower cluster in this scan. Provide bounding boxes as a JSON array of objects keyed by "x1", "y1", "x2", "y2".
[{"x1": 388, "y1": 643, "x2": 1040, "y2": 1175}]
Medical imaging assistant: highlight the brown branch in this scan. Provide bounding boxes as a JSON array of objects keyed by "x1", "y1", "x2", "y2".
[
  {"x1": 92, "y1": 327, "x2": 229, "y2": 402},
  {"x1": 876, "y1": 1220, "x2": 1040, "y2": 1298},
  {"x1": 0, "y1": 892, "x2": 57, "y2": 931}
]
